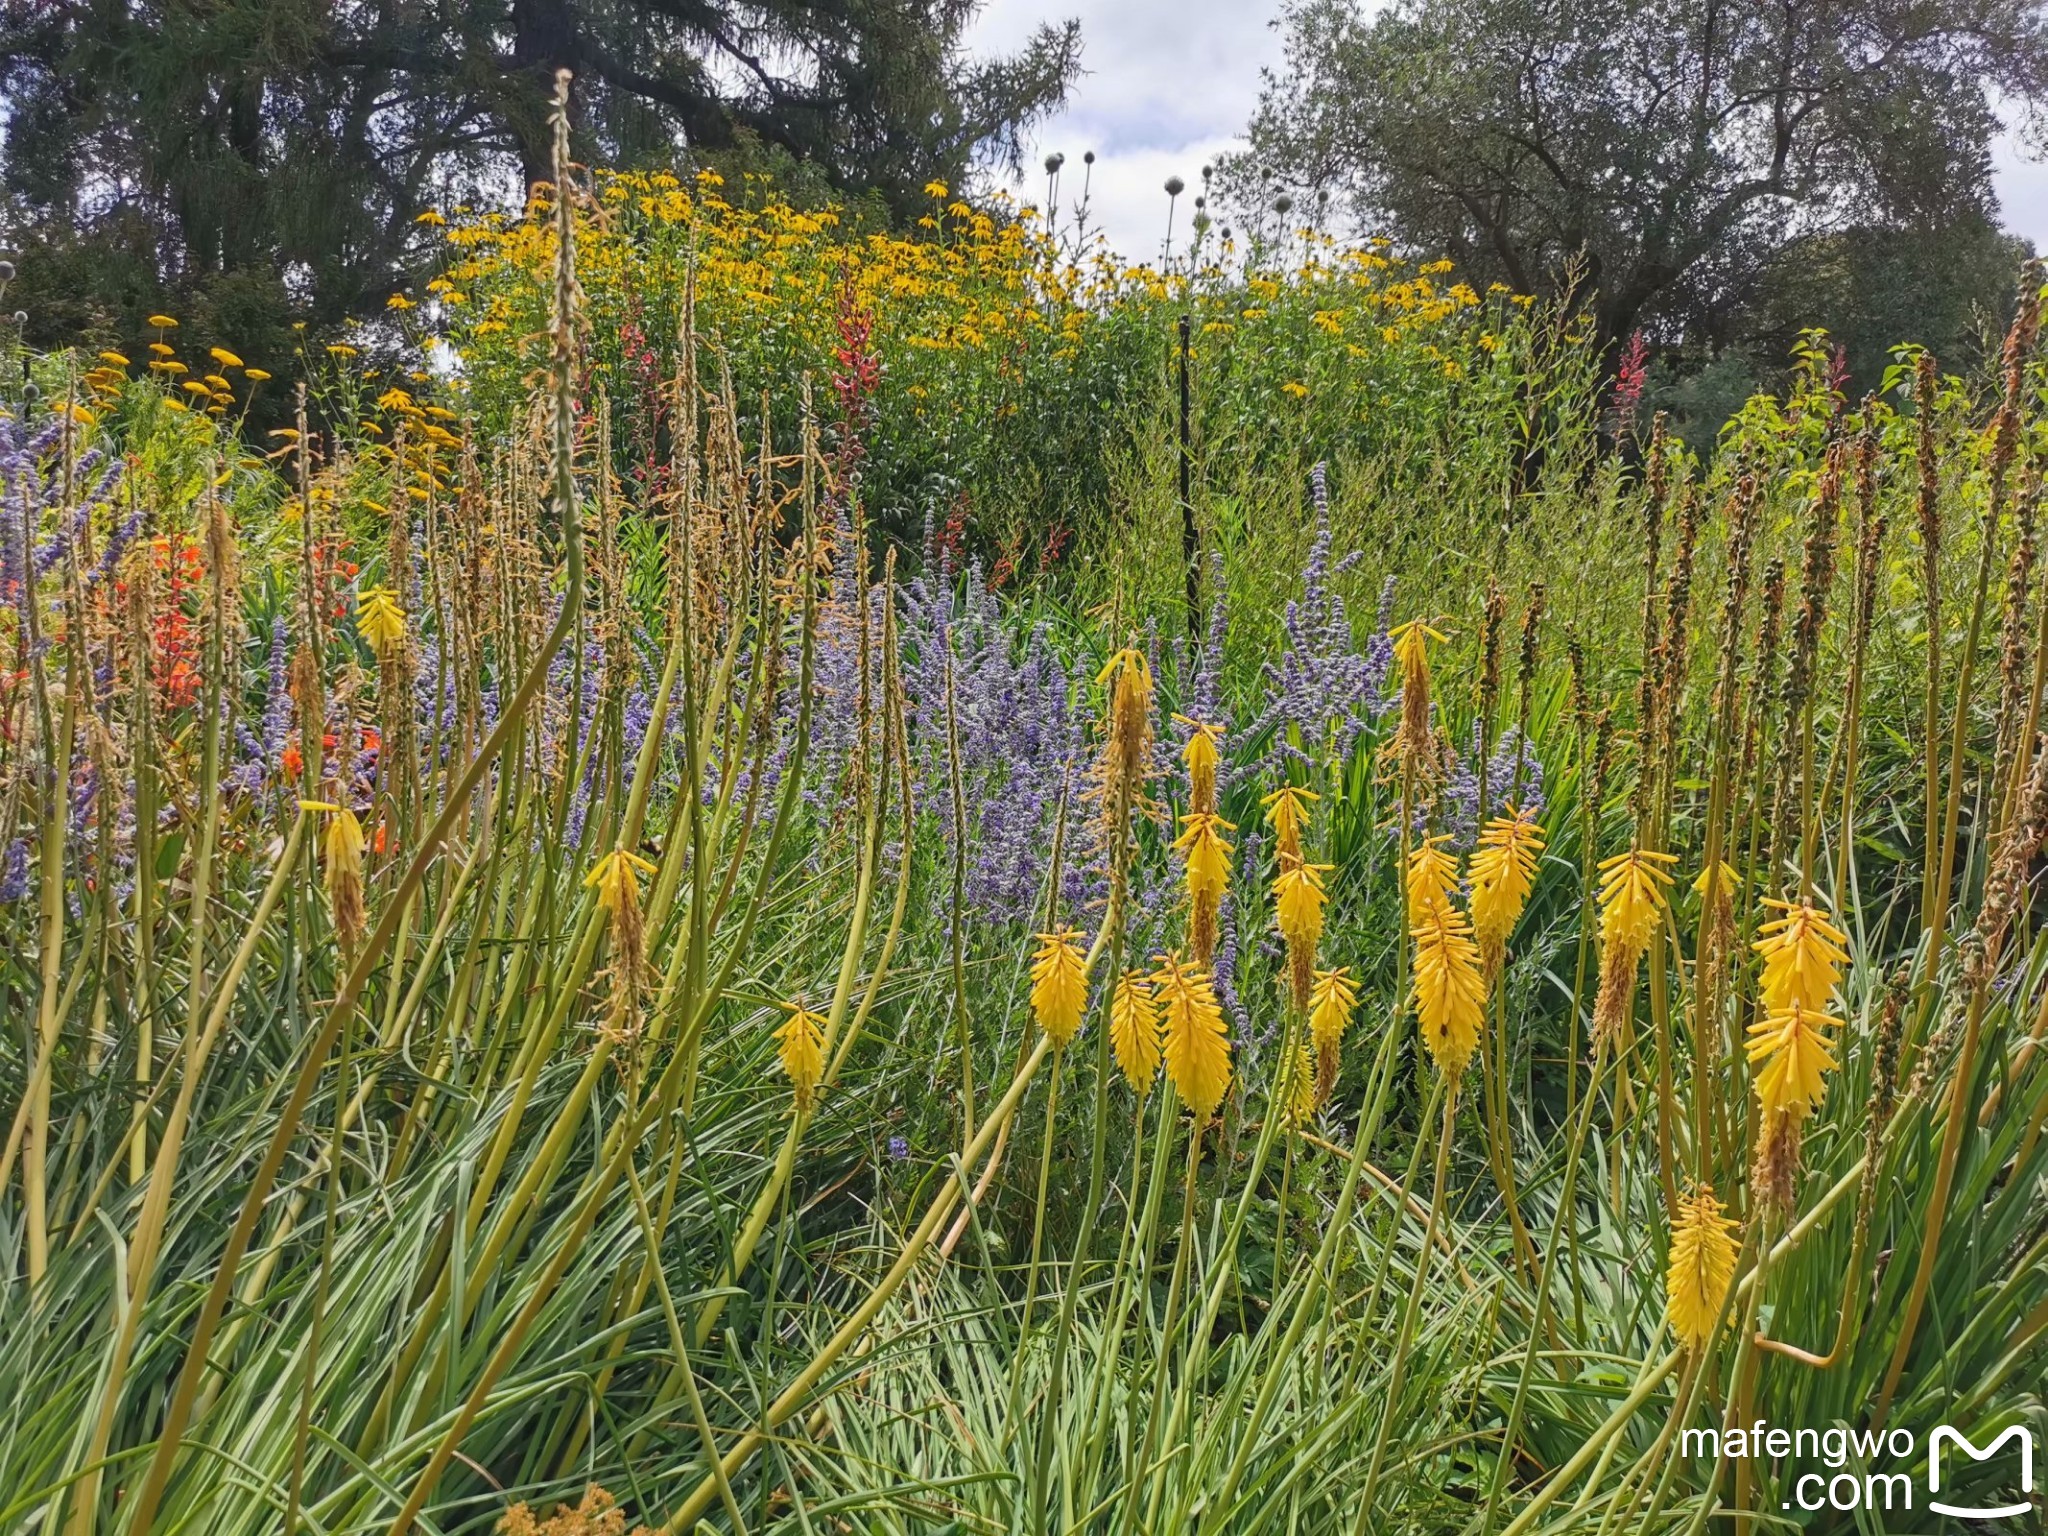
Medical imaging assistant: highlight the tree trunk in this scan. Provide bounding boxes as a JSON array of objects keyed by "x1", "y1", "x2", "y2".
[{"x1": 511, "y1": 0, "x2": 580, "y2": 190}]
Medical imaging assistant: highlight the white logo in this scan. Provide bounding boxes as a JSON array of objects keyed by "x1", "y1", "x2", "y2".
[{"x1": 1928, "y1": 1425, "x2": 2034, "y2": 1520}]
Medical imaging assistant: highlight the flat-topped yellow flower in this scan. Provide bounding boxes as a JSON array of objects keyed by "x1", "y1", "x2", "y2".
[
  {"x1": 1753, "y1": 899, "x2": 1848, "y2": 1015},
  {"x1": 1154, "y1": 952, "x2": 1232, "y2": 1119},
  {"x1": 1745, "y1": 1003, "x2": 1841, "y2": 1121},
  {"x1": 1666, "y1": 1184, "x2": 1738, "y2": 1351},
  {"x1": 1109, "y1": 970, "x2": 1162, "y2": 1093},
  {"x1": 1406, "y1": 833, "x2": 1460, "y2": 923},
  {"x1": 774, "y1": 1001, "x2": 827, "y2": 1111},
  {"x1": 355, "y1": 585, "x2": 407, "y2": 656},
  {"x1": 1412, "y1": 900, "x2": 1485, "y2": 1082},
  {"x1": 1030, "y1": 929, "x2": 1090, "y2": 1046}
]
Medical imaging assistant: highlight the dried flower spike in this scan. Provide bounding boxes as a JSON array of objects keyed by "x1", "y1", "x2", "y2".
[{"x1": 1086, "y1": 647, "x2": 1157, "y2": 890}]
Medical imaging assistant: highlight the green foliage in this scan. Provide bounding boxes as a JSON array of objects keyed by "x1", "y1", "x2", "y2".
[
  {"x1": 1, "y1": 195, "x2": 2045, "y2": 1536},
  {"x1": 1232, "y1": 0, "x2": 2047, "y2": 394}
]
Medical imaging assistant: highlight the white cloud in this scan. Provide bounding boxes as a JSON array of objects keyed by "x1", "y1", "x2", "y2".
[
  {"x1": 967, "y1": 0, "x2": 1287, "y2": 262},
  {"x1": 967, "y1": 0, "x2": 2046, "y2": 262},
  {"x1": 1993, "y1": 130, "x2": 2048, "y2": 250}
]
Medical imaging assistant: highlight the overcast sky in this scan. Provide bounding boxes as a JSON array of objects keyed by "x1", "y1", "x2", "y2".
[{"x1": 967, "y1": 0, "x2": 2048, "y2": 267}]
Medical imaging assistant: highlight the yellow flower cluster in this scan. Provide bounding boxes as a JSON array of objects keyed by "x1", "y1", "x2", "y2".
[
  {"x1": 775, "y1": 1002, "x2": 828, "y2": 1112},
  {"x1": 1030, "y1": 929, "x2": 1090, "y2": 1047},
  {"x1": 1412, "y1": 901, "x2": 1486, "y2": 1083},
  {"x1": 1468, "y1": 806, "x2": 1544, "y2": 974},
  {"x1": 81, "y1": 312, "x2": 270, "y2": 420},
  {"x1": 1746, "y1": 900, "x2": 1848, "y2": 1123},
  {"x1": 1111, "y1": 970, "x2": 1163, "y2": 1094},
  {"x1": 1307, "y1": 966, "x2": 1358, "y2": 1107},
  {"x1": 1665, "y1": 1184, "x2": 1738, "y2": 1351},
  {"x1": 1592, "y1": 848, "x2": 1677, "y2": 1046},
  {"x1": 1155, "y1": 954, "x2": 1232, "y2": 1120},
  {"x1": 426, "y1": 168, "x2": 1540, "y2": 465}
]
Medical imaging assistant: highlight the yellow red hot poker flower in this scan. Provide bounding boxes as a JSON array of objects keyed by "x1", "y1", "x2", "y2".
[
  {"x1": 1262, "y1": 783, "x2": 1318, "y2": 863},
  {"x1": 585, "y1": 846, "x2": 658, "y2": 991},
  {"x1": 1174, "y1": 811, "x2": 1235, "y2": 967},
  {"x1": 1406, "y1": 833, "x2": 1460, "y2": 924},
  {"x1": 1591, "y1": 847, "x2": 1677, "y2": 1046},
  {"x1": 1752, "y1": 898, "x2": 1848, "y2": 1014},
  {"x1": 1693, "y1": 859, "x2": 1741, "y2": 961},
  {"x1": 1745, "y1": 1003, "x2": 1842, "y2": 1122},
  {"x1": 1110, "y1": 970, "x2": 1162, "y2": 1093},
  {"x1": 1273, "y1": 858, "x2": 1332, "y2": 1009},
  {"x1": 302, "y1": 799, "x2": 367, "y2": 950},
  {"x1": 1308, "y1": 965, "x2": 1358, "y2": 1104},
  {"x1": 1176, "y1": 715, "x2": 1224, "y2": 815},
  {"x1": 1388, "y1": 618, "x2": 1447, "y2": 777},
  {"x1": 1155, "y1": 952, "x2": 1232, "y2": 1120},
  {"x1": 1469, "y1": 805, "x2": 1544, "y2": 976},
  {"x1": 1030, "y1": 929, "x2": 1090, "y2": 1047},
  {"x1": 1665, "y1": 1184, "x2": 1739, "y2": 1351},
  {"x1": 1090, "y1": 647, "x2": 1155, "y2": 850},
  {"x1": 1412, "y1": 900, "x2": 1486, "y2": 1083},
  {"x1": 1745, "y1": 897, "x2": 1849, "y2": 1207},
  {"x1": 774, "y1": 1001, "x2": 828, "y2": 1112},
  {"x1": 1283, "y1": 1037, "x2": 1319, "y2": 1128},
  {"x1": 355, "y1": 585, "x2": 407, "y2": 656}
]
